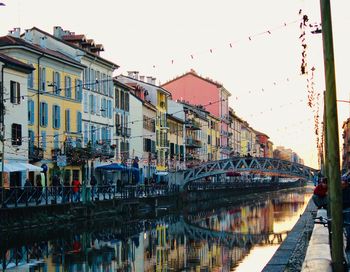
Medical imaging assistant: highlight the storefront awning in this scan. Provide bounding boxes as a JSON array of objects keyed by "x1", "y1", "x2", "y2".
[
  {"x1": 0, "y1": 162, "x2": 43, "y2": 172},
  {"x1": 95, "y1": 163, "x2": 126, "y2": 171},
  {"x1": 155, "y1": 171, "x2": 168, "y2": 176}
]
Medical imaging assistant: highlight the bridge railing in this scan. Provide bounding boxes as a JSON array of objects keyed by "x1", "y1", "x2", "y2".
[{"x1": 0, "y1": 184, "x2": 180, "y2": 209}]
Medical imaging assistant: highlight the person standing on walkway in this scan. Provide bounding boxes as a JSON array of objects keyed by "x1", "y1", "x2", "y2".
[
  {"x1": 35, "y1": 176, "x2": 43, "y2": 205},
  {"x1": 90, "y1": 175, "x2": 97, "y2": 201},
  {"x1": 312, "y1": 177, "x2": 328, "y2": 209},
  {"x1": 72, "y1": 178, "x2": 81, "y2": 202}
]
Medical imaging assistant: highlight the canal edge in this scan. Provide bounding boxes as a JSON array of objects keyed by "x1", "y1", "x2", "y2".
[{"x1": 262, "y1": 197, "x2": 317, "y2": 272}]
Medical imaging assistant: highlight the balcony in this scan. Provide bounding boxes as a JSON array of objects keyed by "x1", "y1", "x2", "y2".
[
  {"x1": 64, "y1": 142, "x2": 115, "y2": 165},
  {"x1": 159, "y1": 140, "x2": 169, "y2": 149},
  {"x1": 29, "y1": 146, "x2": 44, "y2": 163},
  {"x1": 185, "y1": 119, "x2": 201, "y2": 130},
  {"x1": 116, "y1": 126, "x2": 131, "y2": 137},
  {"x1": 186, "y1": 138, "x2": 202, "y2": 148},
  {"x1": 91, "y1": 143, "x2": 115, "y2": 159}
]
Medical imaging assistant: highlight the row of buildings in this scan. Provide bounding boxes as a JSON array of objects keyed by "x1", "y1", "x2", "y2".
[{"x1": 0, "y1": 26, "x2": 303, "y2": 187}]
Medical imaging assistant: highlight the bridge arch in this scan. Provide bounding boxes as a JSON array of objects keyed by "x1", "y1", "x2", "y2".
[{"x1": 182, "y1": 157, "x2": 318, "y2": 189}]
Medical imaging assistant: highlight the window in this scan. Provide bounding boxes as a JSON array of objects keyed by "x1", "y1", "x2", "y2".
[
  {"x1": 108, "y1": 76, "x2": 113, "y2": 97},
  {"x1": 125, "y1": 92, "x2": 129, "y2": 112},
  {"x1": 115, "y1": 88, "x2": 119, "y2": 109},
  {"x1": 107, "y1": 100, "x2": 112, "y2": 119},
  {"x1": 96, "y1": 96, "x2": 100, "y2": 116},
  {"x1": 91, "y1": 69, "x2": 95, "y2": 91},
  {"x1": 77, "y1": 111, "x2": 82, "y2": 133},
  {"x1": 65, "y1": 76, "x2": 71, "y2": 98},
  {"x1": 40, "y1": 67, "x2": 46, "y2": 91},
  {"x1": 28, "y1": 130, "x2": 34, "y2": 153},
  {"x1": 10, "y1": 81, "x2": 21, "y2": 104},
  {"x1": 54, "y1": 132, "x2": 59, "y2": 149},
  {"x1": 53, "y1": 71, "x2": 61, "y2": 95},
  {"x1": 28, "y1": 100, "x2": 34, "y2": 124},
  {"x1": 83, "y1": 122, "x2": 88, "y2": 145},
  {"x1": 96, "y1": 71, "x2": 100, "y2": 93},
  {"x1": 52, "y1": 105, "x2": 60, "y2": 129},
  {"x1": 93, "y1": 95, "x2": 97, "y2": 114},
  {"x1": 39, "y1": 102, "x2": 48, "y2": 127},
  {"x1": 11, "y1": 123, "x2": 22, "y2": 146},
  {"x1": 27, "y1": 65, "x2": 34, "y2": 89},
  {"x1": 89, "y1": 94, "x2": 93, "y2": 114},
  {"x1": 120, "y1": 91, "x2": 125, "y2": 110},
  {"x1": 84, "y1": 68, "x2": 89, "y2": 89},
  {"x1": 101, "y1": 98, "x2": 106, "y2": 117},
  {"x1": 65, "y1": 109, "x2": 70, "y2": 132},
  {"x1": 83, "y1": 92, "x2": 88, "y2": 113},
  {"x1": 75, "y1": 79, "x2": 82, "y2": 101}
]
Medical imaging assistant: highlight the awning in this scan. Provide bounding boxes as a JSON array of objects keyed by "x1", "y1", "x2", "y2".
[
  {"x1": 0, "y1": 162, "x2": 42, "y2": 172},
  {"x1": 155, "y1": 171, "x2": 168, "y2": 176},
  {"x1": 17, "y1": 163, "x2": 43, "y2": 172},
  {"x1": 95, "y1": 163, "x2": 126, "y2": 171}
]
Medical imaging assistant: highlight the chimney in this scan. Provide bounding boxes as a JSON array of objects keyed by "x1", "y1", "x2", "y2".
[
  {"x1": 151, "y1": 77, "x2": 156, "y2": 85},
  {"x1": 139, "y1": 75, "x2": 145, "y2": 82},
  {"x1": 53, "y1": 26, "x2": 63, "y2": 39},
  {"x1": 147, "y1": 76, "x2": 153, "y2": 84},
  {"x1": 8, "y1": 27, "x2": 20, "y2": 38},
  {"x1": 134, "y1": 71, "x2": 139, "y2": 80},
  {"x1": 127, "y1": 71, "x2": 139, "y2": 80},
  {"x1": 24, "y1": 29, "x2": 33, "y2": 43},
  {"x1": 39, "y1": 36, "x2": 47, "y2": 49}
]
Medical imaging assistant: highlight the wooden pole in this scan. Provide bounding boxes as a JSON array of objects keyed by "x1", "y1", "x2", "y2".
[{"x1": 320, "y1": 0, "x2": 344, "y2": 270}]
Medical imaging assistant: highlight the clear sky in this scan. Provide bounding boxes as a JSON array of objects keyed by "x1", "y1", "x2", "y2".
[{"x1": 1, "y1": 0, "x2": 349, "y2": 168}]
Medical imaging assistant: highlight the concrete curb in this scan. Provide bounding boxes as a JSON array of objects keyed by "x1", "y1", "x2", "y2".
[{"x1": 301, "y1": 208, "x2": 332, "y2": 271}]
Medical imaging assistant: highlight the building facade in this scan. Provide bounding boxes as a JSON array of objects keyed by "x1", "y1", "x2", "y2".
[
  {"x1": 0, "y1": 29, "x2": 86, "y2": 184},
  {"x1": 162, "y1": 70, "x2": 231, "y2": 159},
  {"x1": 0, "y1": 53, "x2": 35, "y2": 187},
  {"x1": 117, "y1": 73, "x2": 171, "y2": 173}
]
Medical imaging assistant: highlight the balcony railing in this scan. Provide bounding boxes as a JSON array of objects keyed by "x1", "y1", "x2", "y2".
[
  {"x1": 29, "y1": 146, "x2": 44, "y2": 163},
  {"x1": 185, "y1": 119, "x2": 201, "y2": 130},
  {"x1": 116, "y1": 126, "x2": 131, "y2": 137},
  {"x1": 159, "y1": 140, "x2": 169, "y2": 149},
  {"x1": 91, "y1": 143, "x2": 115, "y2": 159},
  {"x1": 185, "y1": 138, "x2": 202, "y2": 148}
]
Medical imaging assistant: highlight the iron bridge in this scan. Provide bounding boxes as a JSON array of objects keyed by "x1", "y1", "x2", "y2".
[{"x1": 183, "y1": 157, "x2": 318, "y2": 187}]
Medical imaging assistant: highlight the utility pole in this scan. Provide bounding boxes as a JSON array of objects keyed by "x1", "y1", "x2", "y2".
[{"x1": 320, "y1": 0, "x2": 344, "y2": 270}]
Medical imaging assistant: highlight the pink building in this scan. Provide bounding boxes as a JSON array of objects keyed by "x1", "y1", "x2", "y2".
[{"x1": 162, "y1": 70, "x2": 231, "y2": 158}]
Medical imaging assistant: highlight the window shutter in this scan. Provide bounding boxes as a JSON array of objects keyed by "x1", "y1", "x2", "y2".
[
  {"x1": 65, "y1": 109, "x2": 70, "y2": 132},
  {"x1": 57, "y1": 106, "x2": 61, "y2": 129},
  {"x1": 41, "y1": 68, "x2": 46, "y2": 91},
  {"x1": 77, "y1": 111, "x2": 82, "y2": 133},
  {"x1": 44, "y1": 103, "x2": 48, "y2": 126}
]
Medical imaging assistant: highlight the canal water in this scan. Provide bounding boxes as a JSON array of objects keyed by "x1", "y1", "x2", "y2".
[{"x1": 1, "y1": 187, "x2": 312, "y2": 272}]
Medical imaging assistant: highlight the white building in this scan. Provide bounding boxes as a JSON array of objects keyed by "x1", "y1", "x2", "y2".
[{"x1": 0, "y1": 52, "x2": 35, "y2": 187}]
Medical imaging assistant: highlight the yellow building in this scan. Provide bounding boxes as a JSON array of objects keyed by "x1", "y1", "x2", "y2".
[
  {"x1": 156, "y1": 89, "x2": 169, "y2": 172},
  {"x1": 167, "y1": 114, "x2": 185, "y2": 170},
  {"x1": 0, "y1": 30, "x2": 85, "y2": 184},
  {"x1": 207, "y1": 114, "x2": 220, "y2": 161}
]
